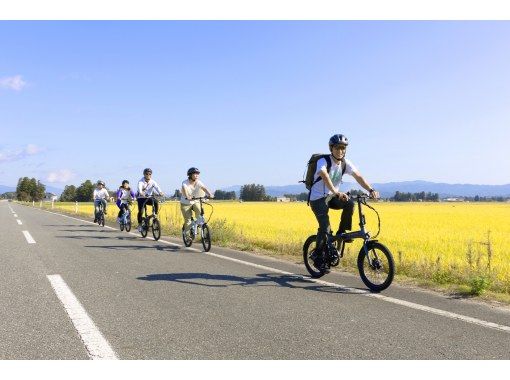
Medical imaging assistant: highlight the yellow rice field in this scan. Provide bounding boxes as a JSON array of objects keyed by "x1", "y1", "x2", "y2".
[{"x1": 33, "y1": 200, "x2": 510, "y2": 293}]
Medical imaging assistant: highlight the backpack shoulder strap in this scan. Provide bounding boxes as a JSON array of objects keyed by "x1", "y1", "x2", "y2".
[
  {"x1": 324, "y1": 154, "x2": 332, "y2": 173},
  {"x1": 341, "y1": 159, "x2": 346, "y2": 175}
]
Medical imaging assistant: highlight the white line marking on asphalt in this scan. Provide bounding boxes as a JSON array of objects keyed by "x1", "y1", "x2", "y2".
[
  {"x1": 22, "y1": 230, "x2": 36, "y2": 244},
  {"x1": 29, "y1": 205, "x2": 510, "y2": 334},
  {"x1": 13, "y1": 214, "x2": 18, "y2": 217},
  {"x1": 201, "y1": 251, "x2": 510, "y2": 333},
  {"x1": 47, "y1": 274, "x2": 118, "y2": 360},
  {"x1": 16, "y1": 219, "x2": 22, "y2": 225}
]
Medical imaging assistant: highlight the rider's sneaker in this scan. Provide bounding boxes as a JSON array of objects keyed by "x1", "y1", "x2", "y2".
[
  {"x1": 93, "y1": 218, "x2": 97, "y2": 223},
  {"x1": 311, "y1": 251, "x2": 328, "y2": 272}
]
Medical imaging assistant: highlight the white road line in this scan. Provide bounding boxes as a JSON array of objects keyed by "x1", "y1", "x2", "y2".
[
  {"x1": 202, "y1": 251, "x2": 510, "y2": 333},
  {"x1": 16, "y1": 219, "x2": 22, "y2": 225},
  {"x1": 47, "y1": 274, "x2": 118, "y2": 360},
  {"x1": 22, "y1": 230, "x2": 36, "y2": 244},
  {"x1": 27, "y1": 205, "x2": 510, "y2": 334},
  {"x1": 13, "y1": 214, "x2": 18, "y2": 217}
]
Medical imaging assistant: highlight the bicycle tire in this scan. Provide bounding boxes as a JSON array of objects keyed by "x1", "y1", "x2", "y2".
[
  {"x1": 357, "y1": 241, "x2": 395, "y2": 292},
  {"x1": 120, "y1": 222, "x2": 124, "y2": 231},
  {"x1": 303, "y1": 235, "x2": 328, "y2": 278},
  {"x1": 201, "y1": 224, "x2": 211, "y2": 252},
  {"x1": 140, "y1": 219, "x2": 148, "y2": 238},
  {"x1": 152, "y1": 219, "x2": 161, "y2": 241},
  {"x1": 182, "y1": 228, "x2": 193, "y2": 247},
  {"x1": 125, "y1": 222, "x2": 131, "y2": 232}
]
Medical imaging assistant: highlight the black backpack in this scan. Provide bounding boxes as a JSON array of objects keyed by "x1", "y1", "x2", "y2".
[{"x1": 300, "y1": 154, "x2": 346, "y2": 205}]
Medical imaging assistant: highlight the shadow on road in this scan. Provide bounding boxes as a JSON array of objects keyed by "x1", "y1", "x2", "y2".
[
  {"x1": 136, "y1": 272, "x2": 365, "y2": 294},
  {"x1": 43, "y1": 224, "x2": 95, "y2": 228},
  {"x1": 85, "y1": 244, "x2": 181, "y2": 252}
]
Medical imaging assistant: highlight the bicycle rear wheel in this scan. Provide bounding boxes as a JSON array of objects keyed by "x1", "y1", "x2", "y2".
[
  {"x1": 152, "y1": 219, "x2": 161, "y2": 241},
  {"x1": 303, "y1": 235, "x2": 327, "y2": 278},
  {"x1": 357, "y1": 241, "x2": 395, "y2": 292},
  {"x1": 201, "y1": 224, "x2": 211, "y2": 252}
]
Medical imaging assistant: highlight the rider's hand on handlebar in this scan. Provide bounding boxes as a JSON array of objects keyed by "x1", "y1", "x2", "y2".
[{"x1": 369, "y1": 189, "x2": 380, "y2": 199}]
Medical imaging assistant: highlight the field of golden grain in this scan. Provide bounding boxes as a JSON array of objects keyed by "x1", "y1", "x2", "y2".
[{"x1": 33, "y1": 200, "x2": 510, "y2": 294}]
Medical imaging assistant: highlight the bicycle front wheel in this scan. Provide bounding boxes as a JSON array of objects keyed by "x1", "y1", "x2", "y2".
[
  {"x1": 357, "y1": 241, "x2": 395, "y2": 292},
  {"x1": 303, "y1": 235, "x2": 327, "y2": 278},
  {"x1": 182, "y1": 227, "x2": 193, "y2": 247},
  {"x1": 201, "y1": 224, "x2": 211, "y2": 252},
  {"x1": 140, "y1": 220, "x2": 148, "y2": 238},
  {"x1": 152, "y1": 219, "x2": 161, "y2": 241}
]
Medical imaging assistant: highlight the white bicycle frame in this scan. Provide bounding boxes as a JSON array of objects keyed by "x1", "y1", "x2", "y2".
[{"x1": 190, "y1": 214, "x2": 206, "y2": 237}]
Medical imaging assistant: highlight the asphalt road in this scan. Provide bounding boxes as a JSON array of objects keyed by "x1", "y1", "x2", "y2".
[{"x1": 1, "y1": 200, "x2": 509, "y2": 359}]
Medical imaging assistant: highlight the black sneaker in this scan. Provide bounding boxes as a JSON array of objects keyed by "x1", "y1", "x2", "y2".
[
  {"x1": 311, "y1": 251, "x2": 329, "y2": 272},
  {"x1": 93, "y1": 218, "x2": 97, "y2": 223}
]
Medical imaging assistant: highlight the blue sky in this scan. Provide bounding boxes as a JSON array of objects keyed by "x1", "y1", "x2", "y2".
[{"x1": 1, "y1": 21, "x2": 509, "y2": 192}]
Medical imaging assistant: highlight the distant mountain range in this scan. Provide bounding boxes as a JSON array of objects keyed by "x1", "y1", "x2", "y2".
[
  {"x1": 3, "y1": 181, "x2": 510, "y2": 199},
  {"x1": 222, "y1": 180, "x2": 510, "y2": 198}
]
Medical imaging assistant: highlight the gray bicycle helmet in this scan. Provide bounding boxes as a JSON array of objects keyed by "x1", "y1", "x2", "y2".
[
  {"x1": 187, "y1": 167, "x2": 200, "y2": 177},
  {"x1": 143, "y1": 168, "x2": 152, "y2": 175},
  {"x1": 97, "y1": 180, "x2": 105, "y2": 186},
  {"x1": 329, "y1": 134, "x2": 349, "y2": 146}
]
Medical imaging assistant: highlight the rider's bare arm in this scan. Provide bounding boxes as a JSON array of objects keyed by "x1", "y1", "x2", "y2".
[
  {"x1": 351, "y1": 171, "x2": 380, "y2": 199},
  {"x1": 201, "y1": 186, "x2": 214, "y2": 198}
]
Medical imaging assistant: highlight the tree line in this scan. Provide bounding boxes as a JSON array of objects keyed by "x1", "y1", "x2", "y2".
[
  {"x1": 60, "y1": 180, "x2": 117, "y2": 202},
  {"x1": 16, "y1": 177, "x2": 46, "y2": 201},
  {"x1": 391, "y1": 191, "x2": 439, "y2": 202}
]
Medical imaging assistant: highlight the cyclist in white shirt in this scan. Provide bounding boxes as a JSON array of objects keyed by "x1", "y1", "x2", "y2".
[
  {"x1": 93, "y1": 180, "x2": 110, "y2": 223},
  {"x1": 136, "y1": 168, "x2": 164, "y2": 231},
  {"x1": 180, "y1": 167, "x2": 213, "y2": 235},
  {"x1": 310, "y1": 134, "x2": 380, "y2": 265}
]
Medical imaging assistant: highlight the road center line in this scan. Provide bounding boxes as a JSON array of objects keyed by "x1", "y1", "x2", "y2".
[
  {"x1": 13, "y1": 214, "x2": 18, "y2": 217},
  {"x1": 22, "y1": 230, "x2": 36, "y2": 244},
  {"x1": 29, "y1": 205, "x2": 510, "y2": 334},
  {"x1": 47, "y1": 274, "x2": 118, "y2": 360},
  {"x1": 16, "y1": 219, "x2": 22, "y2": 225}
]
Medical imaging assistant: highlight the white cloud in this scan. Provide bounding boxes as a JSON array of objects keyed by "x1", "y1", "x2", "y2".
[
  {"x1": 0, "y1": 75, "x2": 27, "y2": 91},
  {"x1": 47, "y1": 169, "x2": 76, "y2": 183},
  {"x1": 25, "y1": 144, "x2": 43, "y2": 155},
  {"x1": 0, "y1": 144, "x2": 44, "y2": 162}
]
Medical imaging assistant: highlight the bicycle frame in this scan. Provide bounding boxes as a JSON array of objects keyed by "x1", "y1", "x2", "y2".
[
  {"x1": 95, "y1": 199, "x2": 107, "y2": 215},
  {"x1": 120, "y1": 203, "x2": 132, "y2": 224},
  {"x1": 330, "y1": 194, "x2": 379, "y2": 264},
  {"x1": 141, "y1": 195, "x2": 162, "y2": 222},
  {"x1": 189, "y1": 197, "x2": 212, "y2": 237}
]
